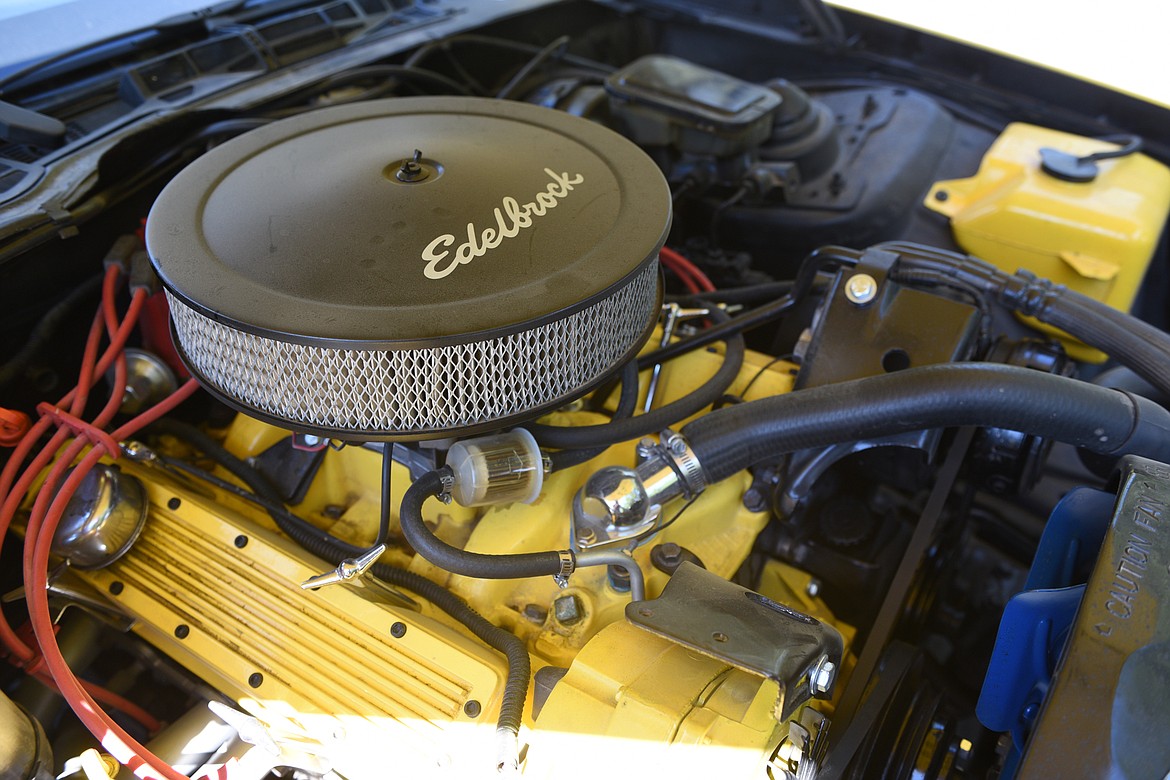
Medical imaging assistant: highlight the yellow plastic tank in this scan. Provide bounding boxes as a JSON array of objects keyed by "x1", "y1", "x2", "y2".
[{"x1": 925, "y1": 122, "x2": 1170, "y2": 361}]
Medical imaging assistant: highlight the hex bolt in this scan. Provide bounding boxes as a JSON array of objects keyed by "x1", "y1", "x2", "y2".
[
  {"x1": 845, "y1": 273, "x2": 878, "y2": 305},
  {"x1": 811, "y1": 658, "x2": 836, "y2": 695},
  {"x1": 743, "y1": 486, "x2": 767, "y2": 512},
  {"x1": 805, "y1": 578, "x2": 821, "y2": 598},
  {"x1": 657, "y1": 542, "x2": 682, "y2": 566},
  {"x1": 390, "y1": 621, "x2": 407, "y2": 638},
  {"x1": 553, "y1": 593, "x2": 583, "y2": 625},
  {"x1": 650, "y1": 542, "x2": 704, "y2": 575}
]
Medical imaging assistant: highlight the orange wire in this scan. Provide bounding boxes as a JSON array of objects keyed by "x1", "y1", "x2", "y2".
[
  {"x1": 32, "y1": 671, "x2": 164, "y2": 734},
  {"x1": 0, "y1": 281, "x2": 142, "y2": 663},
  {"x1": 3, "y1": 260, "x2": 211, "y2": 777},
  {"x1": 27, "y1": 381, "x2": 200, "y2": 780},
  {"x1": 0, "y1": 285, "x2": 147, "y2": 661}
]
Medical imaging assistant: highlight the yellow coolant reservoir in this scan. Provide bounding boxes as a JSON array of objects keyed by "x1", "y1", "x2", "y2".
[{"x1": 925, "y1": 122, "x2": 1170, "y2": 361}]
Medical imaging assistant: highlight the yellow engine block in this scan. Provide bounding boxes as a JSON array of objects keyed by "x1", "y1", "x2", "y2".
[{"x1": 62, "y1": 342, "x2": 854, "y2": 777}]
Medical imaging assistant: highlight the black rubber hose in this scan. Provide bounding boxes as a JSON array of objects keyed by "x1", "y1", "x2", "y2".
[
  {"x1": 668, "y1": 280, "x2": 794, "y2": 306},
  {"x1": 150, "y1": 436, "x2": 530, "y2": 751},
  {"x1": 548, "y1": 358, "x2": 640, "y2": 471},
  {"x1": 0, "y1": 273, "x2": 103, "y2": 388},
  {"x1": 683, "y1": 363, "x2": 1170, "y2": 483},
  {"x1": 378, "y1": 442, "x2": 392, "y2": 546},
  {"x1": 1039, "y1": 292, "x2": 1170, "y2": 398},
  {"x1": 400, "y1": 468, "x2": 567, "y2": 579},
  {"x1": 529, "y1": 309, "x2": 745, "y2": 450},
  {"x1": 1091, "y1": 365, "x2": 1170, "y2": 407}
]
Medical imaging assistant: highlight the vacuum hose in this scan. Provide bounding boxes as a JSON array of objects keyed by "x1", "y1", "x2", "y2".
[{"x1": 399, "y1": 468, "x2": 567, "y2": 579}]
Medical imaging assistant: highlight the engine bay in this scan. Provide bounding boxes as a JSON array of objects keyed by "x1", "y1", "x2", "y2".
[{"x1": 1, "y1": 2, "x2": 1169, "y2": 778}]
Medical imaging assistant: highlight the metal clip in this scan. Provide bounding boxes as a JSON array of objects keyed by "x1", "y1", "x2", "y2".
[
  {"x1": 437, "y1": 471, "x2": 455, "y2": 505},
  {"x1": 300, "y1": 544, "x2": 385, "y2": 590},
  {"x1": 556, "y1": 549, "x2": 575, "y2": 578},
  {"x1": 552, "y1": 549, "x2": 575, "y2": 589},
  {"x1": 660, "y1": 428, "x2": 706, "y2": 499},
  {"x1": 120, "y1": 440, "x2": 160, "y2": 463},
  {"x1": 3, "y1": 565, "x2": 136, "y2": 631}
]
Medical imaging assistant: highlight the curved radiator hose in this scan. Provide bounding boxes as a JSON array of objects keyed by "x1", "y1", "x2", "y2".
[
  {"x1": 1036, "y1": 290, "x2": 1170, "y2": 398},
  {"x1": 683, "y1": 363, "x2": 1170, "y2": 483}
]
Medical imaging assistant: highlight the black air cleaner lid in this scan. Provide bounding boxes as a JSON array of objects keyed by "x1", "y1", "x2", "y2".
[
  {"x1": 145, "y1": 97, "x2": 669, "y2": 440},
  {"x1": 147, "y1": 97, "x2": 670, "y2": 347}
]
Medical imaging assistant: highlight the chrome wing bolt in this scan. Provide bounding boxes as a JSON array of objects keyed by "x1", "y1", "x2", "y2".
[{"x1": 300, "y1": 544, "x2": 386, "y2": 590}]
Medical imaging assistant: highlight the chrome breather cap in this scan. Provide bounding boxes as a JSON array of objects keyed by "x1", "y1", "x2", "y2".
[{"x1": 52, "y1": 464, "x2": 149, "y2": 569}]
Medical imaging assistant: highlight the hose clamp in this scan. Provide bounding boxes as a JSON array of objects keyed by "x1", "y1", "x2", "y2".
[
  {"x1": 556, "y1": 549, "x2": 576, "y2": 578},
  {"x1": 660, "y1": 428, "x2": 706, "y2": 498},
  {"x1": 553, "y1": 549, "x2": 576, "y2": 588},
  {"x1": 437, "y1": 471, "x2": 455, "y2": 505}
]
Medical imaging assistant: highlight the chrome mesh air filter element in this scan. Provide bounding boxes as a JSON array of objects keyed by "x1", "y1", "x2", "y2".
[{"x1": 146, "y1": 97, "x2": 669, "y2": 440}]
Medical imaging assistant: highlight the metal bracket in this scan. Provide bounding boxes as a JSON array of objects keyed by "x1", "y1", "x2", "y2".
[
  {"x1": 3, "y1": 566, "x2": 136, "y2": 632},
  {"x1": 626, "y1": 561, "x2": 843, "y2": 721}
]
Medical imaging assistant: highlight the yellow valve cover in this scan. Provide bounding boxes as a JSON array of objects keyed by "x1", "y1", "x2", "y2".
[
  {"x1": 69, "y1": 463, "x2": 506, "y2": 779},
  {"x1": 925, "y1": 122, "x2": 1170, "y2": 361}
]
